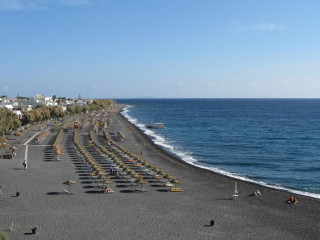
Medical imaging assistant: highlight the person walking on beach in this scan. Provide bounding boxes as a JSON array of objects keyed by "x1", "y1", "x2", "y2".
[
  {"x1": 23, "y1": 160, "x2": 27, "y2": 170},
  {"x1": 141, "y1": 149, "x2": 143, "y2": 155}
]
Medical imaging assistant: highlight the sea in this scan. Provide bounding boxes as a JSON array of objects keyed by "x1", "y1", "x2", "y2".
[{"x1": 115, "y1": 99, "x2": 320, "y2": 199}]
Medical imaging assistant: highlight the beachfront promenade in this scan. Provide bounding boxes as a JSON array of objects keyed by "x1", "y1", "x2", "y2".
[{"x1": 0, "y1": 109, "x2": 320, "y2": 240}]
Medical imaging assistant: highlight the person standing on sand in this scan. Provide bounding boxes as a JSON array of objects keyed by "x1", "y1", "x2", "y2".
[
  {"x1": 141, "y1": 149, "x2": 143, "y2": 155},
  {"x1": 23, "y1": 160, "x2": 27, "y2": 170}
]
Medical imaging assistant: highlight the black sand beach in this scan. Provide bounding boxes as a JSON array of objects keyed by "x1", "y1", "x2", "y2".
[{"x1": 0, "y1": 109, "x2": 320, "y2": 240}]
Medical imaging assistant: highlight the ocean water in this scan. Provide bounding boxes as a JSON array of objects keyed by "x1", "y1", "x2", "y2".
[{"x1": 116, "y1": 99, "x2": 320, "y2": 199}]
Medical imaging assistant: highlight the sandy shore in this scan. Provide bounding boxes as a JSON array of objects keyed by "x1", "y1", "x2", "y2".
[{"x1": 0, "y1": 110, "x2": 319, "y2": 240}]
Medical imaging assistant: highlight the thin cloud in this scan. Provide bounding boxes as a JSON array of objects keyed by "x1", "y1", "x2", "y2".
[
  {"x1": 236, "y1": 23, "x2": 285, "y2": 32},
  {"x1": 58, "y1": 0, "x2": 90, "y2": 6},
  {"x1": 0, "y1": 0, "x2": 26, "y2": 10},
  {"x1": 0, "y1": 0, "x2": 90, "y2": 11}
]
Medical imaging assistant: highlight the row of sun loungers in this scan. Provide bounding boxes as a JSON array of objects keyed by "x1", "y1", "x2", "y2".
[
  {"x1": 73, "y1": 130, "x2": 115, "y2": 193},
  {"x1": 88, "y1": 130, "x2": 184, "y2": 192},
  {"x1": 35, "y1": 129, "x2": 50, "y2": 144},
  {"x1": 51, "y1": 129, "x2": 64, "y2": 156}
]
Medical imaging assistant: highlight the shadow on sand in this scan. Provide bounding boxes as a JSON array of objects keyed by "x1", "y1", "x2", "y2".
[
  {"x1": 120, "y1": 190, "x2": 134, "y2": 193},
  {"x1": 12, "y1": 168, "x2": 24, "y2": 171},
  {"x1": 85, "y1": 190, "x2": 104, "y2": 194},
  {"x1": 46, "y1": 192, "x2": 61, "y2": 195},
  {"x1": 156, "y1": 189, "x2": 169, "y2": 192}
]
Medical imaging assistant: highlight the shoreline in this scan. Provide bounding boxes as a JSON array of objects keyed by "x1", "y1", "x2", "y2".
[
  {"x1": 118, "y1": 105, "x2": 320, "y2": 200},
  {"x1": 1, "y1": 109, "x2": 319, "y2": 239}
]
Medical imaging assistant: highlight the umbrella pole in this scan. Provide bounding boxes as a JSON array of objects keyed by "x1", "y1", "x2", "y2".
[{"x1": 69, "y1": 185, "x2": 71, "y2": 192}]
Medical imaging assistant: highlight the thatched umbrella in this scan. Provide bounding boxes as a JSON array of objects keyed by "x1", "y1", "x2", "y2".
[
  {"x1": 0, "y1": 138, "x2": 8, "y2": 143},
  {"x1": 127, "y1": 170, "x2": 136, "y2": 176},
  {"x1": 150, "y1": 164, "x2": 158, "y2": 169},
  {"x1": 163, "y1": 174, "x2": 175, "y2": 181},
  {"x1": 96, "y1": 170, "x2": 105, "y2": 175},
  {"x1": 170, "y1": 178, "x2": 182, "y2": 188},
  {"x1": 15, "y1": 132, "x2": 23, "y2": 136},
  {"x1": 97, "y1": 175, "x2": 108, "y2": 182},
  {"x1": 63, "y1": 180, "x2": 76, "y2": 192},
  {"x1": 101, "y1": 179, "x2": 114, "y2": 187},
  {"x1": 132, "y1": 173, "x2": 143, "y2": 179},
  {"x1": 135, "y1": 178, "x2": 148, "y2": 191},
  {"x1": 157, "y1": 170, "x2": 167, "y2": 176}
]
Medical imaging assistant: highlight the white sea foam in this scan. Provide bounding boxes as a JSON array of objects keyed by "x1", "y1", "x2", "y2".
[{"x1": 120, "y1": 106, "x2": 320, "y2": 200}]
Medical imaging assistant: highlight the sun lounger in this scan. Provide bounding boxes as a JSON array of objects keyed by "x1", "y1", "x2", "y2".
[
  {"x1": 171, "y1": 188, "x2": 184, "y2": 192},
  {"x1": 135, "y1": 188, "x2": 147, "y2": 192},
  {"x1": 164, "y1": 182, "x2": 175, "y2": 187}
]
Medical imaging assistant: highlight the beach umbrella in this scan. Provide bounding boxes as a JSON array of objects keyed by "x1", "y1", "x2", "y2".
[
  {"x1": 15, "y1": 132, "x2": 23, "y2": 137},
  {"x1": 63, "y1": 180, "x2": 76, "y2": 192},
  {"x1": 132, "y1": 173, "x2": 143, "y2": 179},
  {"x1": 97, "y1": 175, "x2": 108, "y2": 182},
  {"x1": 150, "y1": 164, "x2": 158, "y2": 170},
  {"x1": 163, "y1": 174, "x2": 175, "y2": 180},
  {"x1": 96, "y1": 170, "x2": 105, "y2": 175},
  {"x1": 127, "y1": 170, "x2": 136, "y2": 176},
  {"x1": 170, "y1": 178, "x2": 182, "y2": 188},
  {"x1": 157, "y1": 170, "x2": 167, "y2": 176},
  {"x1": 135, "y1": 178, "x2": 148, "y2": 191},
  {"x1": 101, "y1": 179, "x2": 114, "y2": 185},
  {"x1": 0, "y1": 138, "x2": 8, "y2": 143},
  {"x1": 121, "y1": 167, "x2": 130, "y2": 173},
  {"x1": 153, "y1": 168, "x2": 161, "y2": 173}
]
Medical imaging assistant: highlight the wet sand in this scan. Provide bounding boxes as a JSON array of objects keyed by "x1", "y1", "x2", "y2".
[{"x1": 0, "y1": 111, "x2": 319, "y2": 239}]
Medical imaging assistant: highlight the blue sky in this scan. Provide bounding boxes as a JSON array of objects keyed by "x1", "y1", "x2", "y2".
[{"x1": 1, "y1": 0, "x2": 320, "y2": 98}]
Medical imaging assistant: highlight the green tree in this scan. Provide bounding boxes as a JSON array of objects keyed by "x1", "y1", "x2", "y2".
[
  {"x1": 34, "y1": 109, "x2": 43, "y2": 122},
  {"x1": 74, "y1": 105, "x2": 83, "y2": 114},
  {"x1": 35, "y1": 104, "x2": 45, "y2": 109},
  {"x1": 12, "y1": 118, "x2": 21, "y2": 130},
  {"x1": 0, "y1": 108, "x2": 21, "y2": 135},
  {"x1": 66, "y1": 106, "x2": 75, "y2": 116},
  {"x1": 0, "y1": 231, "x2": 8, "y2": 240}
]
